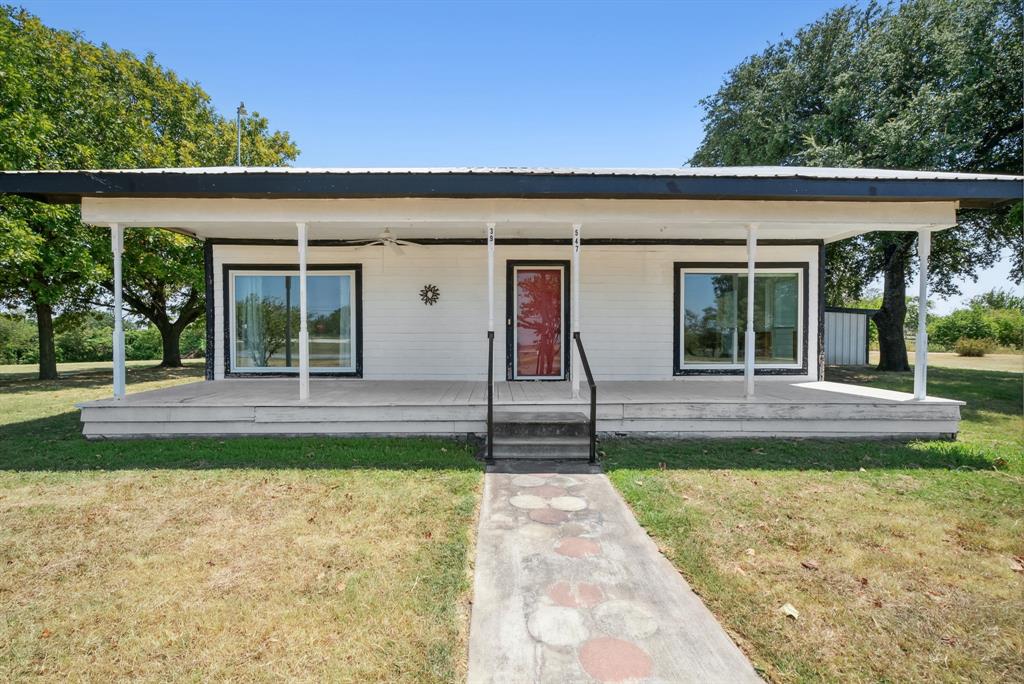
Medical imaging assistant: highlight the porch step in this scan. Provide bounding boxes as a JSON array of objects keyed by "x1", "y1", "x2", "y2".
[
  {"x1": 493, "y1": 411, "x2": 589, "y2": 438},
  {"x1": 491, "y1": 411, "x2": 593, "y2": 461},
  {"x1": 492, "y1": 436, "x2": 591, "y2": 460}
]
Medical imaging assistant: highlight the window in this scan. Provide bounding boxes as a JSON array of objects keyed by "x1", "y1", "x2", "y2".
[
  {"x1": 677, "y1": 265, "x2": 803, "y2": 371},
  {"x1": 229, "y1": 269, "x2": 357, "y2": 373}
]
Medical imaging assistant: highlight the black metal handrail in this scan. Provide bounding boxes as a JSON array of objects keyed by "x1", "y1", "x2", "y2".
[
  {"x1": 573, "y1": 332, "x2": 597, "y2": 464},
  {"x1": 486, "y1": 330, "x2": 495, "y2": 463}
]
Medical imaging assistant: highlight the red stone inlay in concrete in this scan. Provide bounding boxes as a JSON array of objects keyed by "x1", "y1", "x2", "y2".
[
  {"x1": 579, "y1": 637, "x2": 653, "y2": 682},
  {"x1": 531, "y1": 485, "x2": 568, "y2": 499},
  {"x1": 555, "y1": 536, "x2": 601, "y2": 558},
  {"x1": 529, "y1": 508, "x2": 570, "y2": 525},
  {"x1": 546, "y1": 581, "x2": 606, "y2": 608}
]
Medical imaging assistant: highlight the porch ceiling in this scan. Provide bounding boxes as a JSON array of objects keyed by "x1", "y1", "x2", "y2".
[{"x1": 79, "y1": 196, "x2": 960, "y2": 243}]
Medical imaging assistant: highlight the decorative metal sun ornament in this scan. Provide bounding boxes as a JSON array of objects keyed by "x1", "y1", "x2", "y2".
[{"x1": 419, "y1": 284, "x2": 440, "y2": 306}]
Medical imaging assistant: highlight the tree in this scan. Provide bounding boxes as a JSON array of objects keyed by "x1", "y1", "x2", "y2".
[
  {"x1": 691, "y1": 0, "x2": 1023, "y2": 371},
  {"x1": 0, "y1": 7, "x2": 299, "y2": 377},
  {"x1": 968, "y1": 287, "x2": 1024, "y2": 311},
  {"x1": 107, "y1": 110, "x2": 297, "y2": 367}
]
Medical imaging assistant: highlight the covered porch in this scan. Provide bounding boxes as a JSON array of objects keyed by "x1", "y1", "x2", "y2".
[
  {"x1": 3, "y1": 166, "x2": 1015, "y2": 444},
  {"x1": 78, "y1": 377, "x2": 962, "y2": 439}
]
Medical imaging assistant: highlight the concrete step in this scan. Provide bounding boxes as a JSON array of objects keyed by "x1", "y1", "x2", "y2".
[
  {"x1": 492, "y1": 445, "x2": 591, "y2": 461},
  {"x1": 493, "y1": 411, "x2": 590, "y2": 438},
  {"x1": 491, "y1": 434, "x2": 593, "y2": 461}
]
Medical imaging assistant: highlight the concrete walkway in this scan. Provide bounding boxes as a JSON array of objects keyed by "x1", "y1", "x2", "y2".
[{"x1": 468, "y1": 463, "x2": 762, "y2": 684}]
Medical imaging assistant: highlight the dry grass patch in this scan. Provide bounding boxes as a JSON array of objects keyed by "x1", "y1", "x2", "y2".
[
  {"x1": 607, "y1": 366, "x2": 1023, "y2": 682},
  {"x1": 0, "y1": 364, "x2": 482, "y2": 682}
]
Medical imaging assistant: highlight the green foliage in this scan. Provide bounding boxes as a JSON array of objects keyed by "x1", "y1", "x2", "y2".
[
  {"x1": 0, "y1": 312, "x2": 36, "y2": 363},
  {"x1": 928, "y1": 306, "x2": 1024, "y2": 349},
  {"x1": 929, "y1": 308, "x2": 998, "y2": 347},
  {"x1": 691, "y1": 0, "x2": 1023, "y2": 367},
  {"x1": 953, "y1": 337, "x2": 995, "y2": 356},
  {"x1": 986, "y1": 308, "x2": 1024, "y2": 347},
  {"x1": 969, "y1": 287, "x2": 1024, "y2": 311},
  {"x1": 0, "y1": 6, "x2": 298, "y2": 374},
  {"x1": 0, "y1": 310, "x2": 206, "y2": 364}
]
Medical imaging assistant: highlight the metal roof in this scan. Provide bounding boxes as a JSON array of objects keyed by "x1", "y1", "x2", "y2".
[{"x1": 0, "y1": 166, "x2": 1020, "y2": 207}]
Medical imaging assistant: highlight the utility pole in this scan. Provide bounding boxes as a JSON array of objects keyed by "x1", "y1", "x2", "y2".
[{"x1": 235, "y1": 102, "x2": 247, "y2": 166}]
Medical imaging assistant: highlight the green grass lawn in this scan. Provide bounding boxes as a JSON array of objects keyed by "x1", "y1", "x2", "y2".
[
  {"x1": 606, "y1": 365, "x2": 1023, "y2": 683},
  {"x1": 0, "y1": 364, "x2": 482, "y2": 683}
]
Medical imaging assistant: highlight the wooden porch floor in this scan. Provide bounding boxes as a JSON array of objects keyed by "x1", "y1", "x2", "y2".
[
  {"x1": 81, "y1": 377, "x2": 959, "y2": 407},
  {"x1": 79, "y1": 379, "x2": 962, "y2": 440}
]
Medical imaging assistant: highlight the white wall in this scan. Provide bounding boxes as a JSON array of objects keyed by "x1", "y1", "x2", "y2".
[{"x1": 212, "y1": 243, "x2": 820, "y2": 382}]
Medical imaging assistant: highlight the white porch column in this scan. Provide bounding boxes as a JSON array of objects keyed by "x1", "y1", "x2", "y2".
[
  {"x1": 110, "y1": 223, "x2": 126, "y2": 400},
  {"x1": 487, "y1": 222, "x2": 495, "y2": 333},
  {"x1": 914, "y1": 229, "x2": 931, "y2": 400},
  {"x1": 744, "y1": 223, "x2": 758, "y2": 397},
  {"x1": 297, "y1": 222, "x2": 309, "y2": 401},
  {"x1": 571, "y1": 223, "x2": 581, "y2": 399}
]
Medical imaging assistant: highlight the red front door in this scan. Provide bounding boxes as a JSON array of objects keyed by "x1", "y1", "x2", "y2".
[{"x1": 513, "y1": 265, "x2": 564, "y2": 379}]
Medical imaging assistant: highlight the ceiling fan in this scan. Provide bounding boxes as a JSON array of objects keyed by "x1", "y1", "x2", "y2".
[{"x1": 345, "y1": 228, "x2": 421, "y2": 255}]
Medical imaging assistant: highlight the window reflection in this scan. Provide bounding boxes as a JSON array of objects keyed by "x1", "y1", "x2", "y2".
[
  {"x1": 683, "y1": 272, "x2": 798, "y2": 366},
  {"x1": 233, "y1": 273, "x2": 353, "y2": 371},
  {"x1": 516, "y1": 268, "x2": 563, "y2": 377}
]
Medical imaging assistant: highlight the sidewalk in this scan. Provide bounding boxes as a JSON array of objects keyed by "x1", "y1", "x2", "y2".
[{"x1": 467, "y1": 462, "x2": 762, "y2": 683}]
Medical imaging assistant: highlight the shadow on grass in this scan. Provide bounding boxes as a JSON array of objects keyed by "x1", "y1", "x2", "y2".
[
  {"x1": 827, "y1": 366, "x2": 1022, "y2": 417},
  {"x1": 600, "y1": 437, "x2": 998, "y2": 472},
  {"x1": 0, "y1": 363, "x2": 204, "y2": 395},
  {"x1": 0, "y1": 411, "x2": 483, "y2": 472}
]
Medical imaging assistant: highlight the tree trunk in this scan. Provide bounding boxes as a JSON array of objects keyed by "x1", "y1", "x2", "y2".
[
  {"x1": 34, "y1": 299, "x2": 59, "y2": 380},
  {"x1": 157, "y1": 322, "x2": 183, "y2": 368},
  {"x1": 872, "y1": 242, "x2": 911, "y2": 372}
]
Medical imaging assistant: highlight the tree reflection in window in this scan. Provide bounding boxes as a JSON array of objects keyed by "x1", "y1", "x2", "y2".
[
  {"x1": 516, "y1": 268, "x2": 562, "y2": 377},
  {"x1": 233, "y1": 273, "x2": 353, "y2": 371},
  {"x1": 683, "y1": 272, "x2": 798, "y2": 366}
]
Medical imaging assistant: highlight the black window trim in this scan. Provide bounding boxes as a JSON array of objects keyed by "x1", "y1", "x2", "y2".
[
  {"x1": 222, "y1": 263, "x2": 363, "y2": 378},
  {"x1": 673, "y1": 261, "x2": 810, "y2": 376}
]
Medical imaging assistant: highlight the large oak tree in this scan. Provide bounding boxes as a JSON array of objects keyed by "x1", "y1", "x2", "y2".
[
  {"x1": 0, "y1": 7, "x2": 298, "y2": 377},
  {"x1": 691, "y1": 0, "x2": 1022, "y2": 370}
]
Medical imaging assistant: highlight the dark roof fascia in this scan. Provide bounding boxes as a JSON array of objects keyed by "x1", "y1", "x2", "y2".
[{"x1": 0, "y1": 170, "x2": 1020, "y2": 207}]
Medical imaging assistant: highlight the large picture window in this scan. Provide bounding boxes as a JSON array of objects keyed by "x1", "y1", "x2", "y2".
[
  {"x1": 675, "y1": 263, "x2": 805, "y2": 373},
  {"x1": 227, "y1": 268, "x2": 358, "y2": 374}
]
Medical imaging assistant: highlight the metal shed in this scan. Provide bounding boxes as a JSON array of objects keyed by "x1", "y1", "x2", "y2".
[{"x1": 825, "y1": 307, "x2": 875, "y2": 365}]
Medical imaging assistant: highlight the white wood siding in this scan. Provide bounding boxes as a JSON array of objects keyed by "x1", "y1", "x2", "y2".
[{"x1": 212, "y1": 243, "x2": 820, "y2": 382}]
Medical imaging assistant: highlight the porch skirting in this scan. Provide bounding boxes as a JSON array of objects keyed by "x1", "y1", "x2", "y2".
[{"x1": 78, "y1": 379, "x2": 961, "y2": 440}]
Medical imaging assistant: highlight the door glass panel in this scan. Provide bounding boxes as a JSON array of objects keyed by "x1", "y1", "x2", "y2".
[
  {"x1": 515, "y1": 268, "x2": 563, "y2": 377},
  {"x1": 234, "y1": 273, "x2": 353, "y2": 371}
]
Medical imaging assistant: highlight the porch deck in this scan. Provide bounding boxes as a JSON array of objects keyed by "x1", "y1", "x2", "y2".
[{"x1": 79, "y1": 379, "x2": 962, "y2": 440}]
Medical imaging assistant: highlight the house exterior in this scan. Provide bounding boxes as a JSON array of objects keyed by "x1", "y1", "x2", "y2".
[{"x1": 1, "y1": 167, "x2": 1020, "y2": 451}]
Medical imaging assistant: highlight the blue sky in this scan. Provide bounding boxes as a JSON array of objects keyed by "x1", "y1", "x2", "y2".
[{"x1": 21, "y1": 0, "x2": 1016, "y2": 311}]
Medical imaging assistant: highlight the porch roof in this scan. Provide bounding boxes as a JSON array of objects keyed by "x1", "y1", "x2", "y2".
[
  {"x1": 1, "y1": 165, "x2": 1020, "y2": 206},
  {"x1": 1, "y1": 166, "x2": 1019, "y2": 242}
]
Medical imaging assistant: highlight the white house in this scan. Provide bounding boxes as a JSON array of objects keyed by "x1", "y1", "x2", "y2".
[{"x1": 1, "y1": 167, "x2": 1019, "y2": 458}]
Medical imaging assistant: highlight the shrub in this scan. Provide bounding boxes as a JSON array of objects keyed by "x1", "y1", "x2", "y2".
[
  {"x1": 987, "y1": 308, "x2": 1024, "y2": 349},
  {"x1": 953, "y1": 337, "x2": 995, "y2": 357},
  {"x1": 124, "y1": 326, "x2": 162, "y2": 360},
  {"x1": 0, "y1": 314, "x2": 38, "y2": 364},
  {"x1": 929, "y1": 309, "x2": 998, "y2": 348}
]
